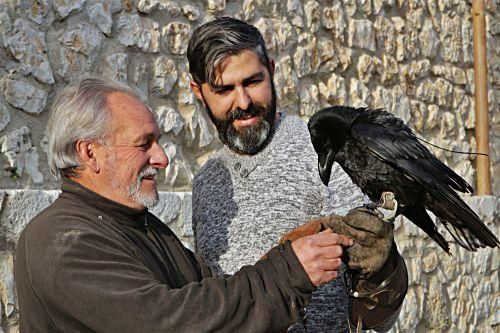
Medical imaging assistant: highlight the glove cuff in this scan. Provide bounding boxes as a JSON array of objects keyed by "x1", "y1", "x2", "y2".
[{"x1": 346, "y1": 242, "x2": 408, "y2": 329}]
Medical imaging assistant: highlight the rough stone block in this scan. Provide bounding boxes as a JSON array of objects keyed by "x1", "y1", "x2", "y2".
[
  {"x1": 374, "y1": 15, "x2": 396, "y2": 54},
  {"x1": 181, "y1": 5, "x2": 200, "y2": 21},
  {"x1": 138, "y1": 0, "x2": 181, "y2": 15},
  {"x1": 59, "y1": 24, "x2": 103, "y2": 56},
  {"x1": 318, "y1": 72, "x2": 346, "y2": 105},
  {"x1": 299, "y1": 82, "x2": 319, "y2": 117},
  {"x1": 4, "y1": 78, "x2": 47, "y2": 115},
  {"x1": 87, "y1": 2, "x2": 113, "y2": 35},
  {"x1": 103, "y1": 53, "x2": 128, "y2": 83},
  {"x1": 6, "y1": 19, "x2": 54, "y2": 84},
  {"x1": 207, "y1": 0, "x2": 226, "y2": 12},
  {"x1": 0, "y1": 102, "x2": 10, "y2": 132},
  {"x1": 0, "y1": 127, "x2": 44, "y2": 184},
  {"x1": 287, "y1": 0, "x2": 304, "y2": 28},
  {"x1": 53, "y1": 0, "x2": 86, "y2": 19},
  {"x1": 274, "y1": 56, "x2": 298, "y2": 108},
  {"x1": 151, "y1": 56, "x2": 178, "y2": 97},
  {"x1": 162, "y1": 22, "x2": 190, "y2": 55},
  {"x1": 322, "y1": 5, "x2": 345, "y2": 38},
  {"x1": 117, "y1": 14, "x2": 160, "y2": 53},
  {"x1": 348, "y1": 19, "x2": 376, "y2": 52},
  {"x1": 156, "y1": 106, "x2": 184, "y2": 136},
  {"x1": 304, "y1": 1, "x2": 320, "y2": 33}
]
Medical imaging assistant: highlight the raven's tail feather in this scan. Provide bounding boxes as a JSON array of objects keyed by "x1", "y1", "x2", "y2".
[
  {"x1": 429, "y1": 187, "x2": 500, "y2": 250},
  {"x1": 436, "y1": 204, "x2": 500, "y2": 250},
  {"x1": 438, "y1": 218, "x2": 483, "y2": 251},
  {"x1": 403, "y1": 207, "x2": 451, "y2": 255}
]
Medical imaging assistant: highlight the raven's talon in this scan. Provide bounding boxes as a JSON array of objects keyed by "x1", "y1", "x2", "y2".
[
  {"x1": 379, "y1": 192, "x2": 396, "y2": 210},
  {"x1": 377, "y1": 192, "x2": 398, "y2": 222}
]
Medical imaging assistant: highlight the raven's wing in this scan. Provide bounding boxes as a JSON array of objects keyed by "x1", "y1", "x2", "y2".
[
  {"x1": 351, "y1": 110, "x2": 499, "y2": 250},
  {"x1": 352, "y1": 110, "x2": 472, "y2": 193}
]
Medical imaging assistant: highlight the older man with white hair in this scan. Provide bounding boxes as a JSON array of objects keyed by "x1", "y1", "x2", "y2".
[{"x1": 14, "y1": 77, "x2": 354, "y2": 333}]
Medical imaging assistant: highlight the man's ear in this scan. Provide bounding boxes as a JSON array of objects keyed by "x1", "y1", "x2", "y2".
[
  {"x1": 190, "y1": 81, "x2": 206, "y2": 106},
  {"x1": 75, "y1": 140, "x2": 100, "y2": 173}
]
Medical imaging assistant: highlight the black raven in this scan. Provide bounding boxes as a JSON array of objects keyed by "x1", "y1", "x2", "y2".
[{"x1": 308, "y1": 106, "x2": 499, "y2": 254}]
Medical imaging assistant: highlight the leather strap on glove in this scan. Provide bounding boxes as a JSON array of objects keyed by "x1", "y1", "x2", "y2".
[
  {"x1": 280, "y1": 207, "x2": 408, "y2": 330},
  {"x1": 322, "y1": 207, "x2": 407, "y2": 330},
  {"x1": 346, "y1": 243, "x2": 408, "y2": 330}
]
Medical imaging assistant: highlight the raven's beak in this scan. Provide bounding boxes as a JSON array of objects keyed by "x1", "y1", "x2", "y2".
[{"x1": 318, "y1": 149, "x2": 335, "y2": 186}]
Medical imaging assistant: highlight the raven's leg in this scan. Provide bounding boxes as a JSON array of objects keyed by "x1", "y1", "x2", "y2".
[{"x1": 379, "y1": 191, "x2": 398, "y2": 223}]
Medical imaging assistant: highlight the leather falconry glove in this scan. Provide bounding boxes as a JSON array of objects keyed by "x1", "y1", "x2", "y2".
[
  {"x1": 279, "y1": 207, "x2": 408, "y2": 331},
  {"x1": 321, "y1": 207, "x2": 393, "y2": 278},
  {"x1": 279, "y1": 207, "x2": 393, "y2": 277}
]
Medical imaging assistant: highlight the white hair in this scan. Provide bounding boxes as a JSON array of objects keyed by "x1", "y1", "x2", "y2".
[{"x1": 47, "y1": 77, "x2": 140, "y2": 178}]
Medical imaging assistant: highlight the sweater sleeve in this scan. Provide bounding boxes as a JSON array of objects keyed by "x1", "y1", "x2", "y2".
[{"x1": 19, "y1": 220, "x2": 315, "y2": 333}]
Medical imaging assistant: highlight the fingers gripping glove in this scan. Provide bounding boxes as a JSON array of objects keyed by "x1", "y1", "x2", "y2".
[{"x1": 321, "y1": 207, "x2": 393, "y2": 278}]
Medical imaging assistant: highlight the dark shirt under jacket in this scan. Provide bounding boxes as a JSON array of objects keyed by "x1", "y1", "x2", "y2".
[{"x1": 15, "y1": 178, "x2": 315, "y2": 333}]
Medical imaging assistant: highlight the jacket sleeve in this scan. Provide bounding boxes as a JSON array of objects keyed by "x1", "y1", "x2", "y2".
[{"x1": 20, "y1": 221, "x2": 316, "y2": 333}]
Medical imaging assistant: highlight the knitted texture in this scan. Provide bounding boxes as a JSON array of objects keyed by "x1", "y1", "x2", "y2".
[{"x1": 193, "y1": 113, "x2": 365, "y2": 332}]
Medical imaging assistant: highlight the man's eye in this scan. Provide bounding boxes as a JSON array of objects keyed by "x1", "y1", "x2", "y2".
[
  {"x1": 215, "y1": 88, "x2": 230, "y2": 95},
  {"x1": 247, "y1": 79, "x2": 262, "y2": 86},
  {"x1": 138, "y1": 143, "x2": 151, "y2": 150}
]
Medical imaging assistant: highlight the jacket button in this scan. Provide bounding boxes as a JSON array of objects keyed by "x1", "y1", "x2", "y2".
[
  {"x1": 234, "y1": 162, "x2": 241, "y2": 171},
  {"x1": 240, "y1": 169, "x2": 249, "y2": 177}
]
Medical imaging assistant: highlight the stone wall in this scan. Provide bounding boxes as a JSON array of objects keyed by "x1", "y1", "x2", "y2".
[{"x1": 0, "y1": 0, "x2": 498, "y2": 332}]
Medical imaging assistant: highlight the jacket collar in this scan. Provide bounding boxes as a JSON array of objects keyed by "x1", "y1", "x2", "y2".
[{"x1": 60, "y1": 177, "x2": 149, "y2": 228}]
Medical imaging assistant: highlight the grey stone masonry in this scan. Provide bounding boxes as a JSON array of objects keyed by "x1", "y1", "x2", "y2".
[
  {"x1": 0, "y1": 0, "x2": 497, "y2": 195},
  {"x1": 0, "y1": 0, "x2": 499, "y2": 332}
]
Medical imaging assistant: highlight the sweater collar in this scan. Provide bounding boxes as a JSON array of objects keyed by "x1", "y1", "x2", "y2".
[{"x1": 60, "y1": 177, "x2": 148, "y2": 228}]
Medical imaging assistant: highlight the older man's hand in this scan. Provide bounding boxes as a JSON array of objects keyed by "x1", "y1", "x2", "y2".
[
  {"x1": 291, "y1": 230, "x2": 353, "y2": 286},
  {"x1": 279, "y1": 207, "x2": 393, "y2": 280}
]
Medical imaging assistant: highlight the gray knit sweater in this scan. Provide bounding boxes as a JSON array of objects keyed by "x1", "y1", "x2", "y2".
[{"x1": 193, "y1": 113, "x2": 366, "y2": 332}]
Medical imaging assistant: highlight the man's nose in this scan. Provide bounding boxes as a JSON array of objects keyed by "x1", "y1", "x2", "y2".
[
  {"x1": 150, "y1": 142, "x2": 169, "y2": 169},
  {"x1": 234, "y1": 86, "x2": 251, "y2": 111}
]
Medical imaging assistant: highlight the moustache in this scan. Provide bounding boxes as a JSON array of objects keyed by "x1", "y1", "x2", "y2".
[
  {"x1": 138, "y1": 166, "x2": 158, "y2": 180},
  {"x1": 227, "y1": 103, "x2": 264, "y2": 122}
]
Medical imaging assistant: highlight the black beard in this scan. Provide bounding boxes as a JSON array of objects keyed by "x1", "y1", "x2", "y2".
[{"x1": 206, "y1": 85, "x2": 277, "y2": 155}]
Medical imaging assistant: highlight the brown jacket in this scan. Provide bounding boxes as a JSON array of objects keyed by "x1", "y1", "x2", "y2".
[{"x1": 15, "y1": 179, "x2": 315, "y2": 332}]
